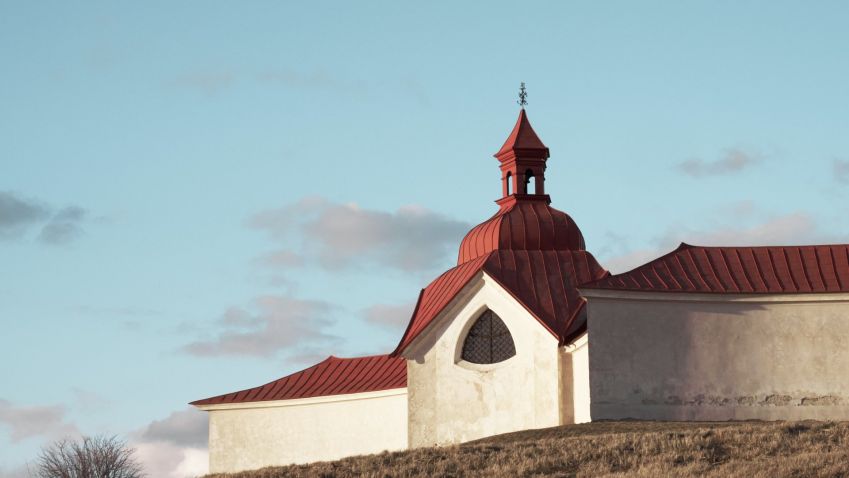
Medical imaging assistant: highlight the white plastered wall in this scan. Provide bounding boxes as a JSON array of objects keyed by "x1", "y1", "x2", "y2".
[
  {"x1": 199, "y1": 388, "x2": 408, "y2": 473},
  {"x1": 583, "y1": 289, "x2": 849, "y2": 421},
  {"x1": 560, "y1": 332, "x2": 591, "y2": 424},
  {"x1": 402, "y1": 272, "x2": 562, "y2": 448}
]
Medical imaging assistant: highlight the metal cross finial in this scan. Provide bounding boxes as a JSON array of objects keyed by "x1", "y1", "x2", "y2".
[{"x1": 517, "y1": 82, "x2": 528, "y2": 108}]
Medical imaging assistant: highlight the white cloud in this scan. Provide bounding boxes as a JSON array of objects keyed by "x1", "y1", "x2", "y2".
[
  {"x1": 249, "y1": 197, "x2": 469, "y2": 272},
  {"x1": 140, "y1": 409, "x2": 207, "y2": 448},
  {"x1": 676, "y1": 148, "x2": 760, "y2": 177},
  {"x1": 130, "y1": 408, "x2": 209, "y2": 478}
]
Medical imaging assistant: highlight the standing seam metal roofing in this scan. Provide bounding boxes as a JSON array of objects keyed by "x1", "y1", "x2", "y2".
[
  {"x1": 494, "y1": 108, "x2": 549, "y2": 159},
  {"x1": 190, "y1": 354, "x2": 406, "y2": 406},
  {"x1": 392, "y1": 249, "x2": 608, "y2": 354},
  {"x1": 457, "y1": 197, "x2": 586, "y2": 264},
  {"x1": 582, "y1": 243, "x2": 849, "y2": 293}
]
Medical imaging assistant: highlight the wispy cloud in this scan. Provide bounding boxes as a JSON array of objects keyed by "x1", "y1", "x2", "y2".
[
  {"x1": 253, "y1": 249, "x2": 304, "y2": 268},
  {"x1": 834, "y1": 159, "x2": 849, "y2": 184},
  {"x1": 171, "y1": 71, "x2": 234, "y2": 96},
  {"x1": 0, "y1": 399, "x2": 79, "y2": 443},
  {"x1": 38, "y1": 206, "x2": 88, "y2": 245},
  {"x1": 0, "y1": 192, "x2": 90, "y2": 245},
  {"x1": 257, "y1": 69, "x2": 367, "y2": 97},
  {"x1": 676, "y1": 148, "x2": 761, "y2": 177},
  {"x1": 249, "y1": 197, "x2": 469, "y2": 272},
  {"x1": 181, "y1": 295, "x2": 339, "y2": 358},
  {"x1": 0, "y1": 192, "x2": 49, "y2": 239}
]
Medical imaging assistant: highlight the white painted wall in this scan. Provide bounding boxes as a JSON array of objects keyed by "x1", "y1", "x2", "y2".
[
  {"x1": 583, "y1": 290, "x2": 849, "y2": 421},
  {"x1": 403, "y1": 272, "x2": 562, "y2": 448},
  {"x1": 199, "y1": 389, "x2": 408, "y2": 473},
  {"x1": 560, "y1": 333, "x2": 591, "y2": 424}
]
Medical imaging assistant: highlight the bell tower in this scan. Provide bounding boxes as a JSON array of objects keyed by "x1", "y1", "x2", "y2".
[{"x1": 493, "y1": 85, "x2": 550, "y2": 202}]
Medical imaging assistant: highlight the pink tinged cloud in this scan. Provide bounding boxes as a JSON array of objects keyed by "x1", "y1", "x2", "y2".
[
  {"x1": 249, "y1": 197, "x2": 469, "y2": 272},
  {"x1": 602, "y1": 212, "x2": 846, "y2": 274},
  {"x1": 181, "y1": 295, "x2": 339, "y2": 358},
  {"x1": 363, "y1": 302, "x2": 417, "y2": 330},
  {"x1": 676, "y1": 148, "x2": 760, "y2": 177},
  {"x1": 0, "y1": 399, "x2": 79, "y2": 443}
]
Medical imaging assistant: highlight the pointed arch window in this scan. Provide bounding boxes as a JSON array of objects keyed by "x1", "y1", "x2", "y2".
[{"x1": 461, "y1": 309, "x2": 516, "y2": 364}]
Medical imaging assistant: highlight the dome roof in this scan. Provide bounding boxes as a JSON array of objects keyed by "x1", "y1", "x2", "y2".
[{"x1": 457, "y1": 195, "x2": 586, "y2": 264}]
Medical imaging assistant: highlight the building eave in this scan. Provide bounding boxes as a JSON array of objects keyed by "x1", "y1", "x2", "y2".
[
  {"x1": 579, "y1": 288, "x2": 849, "y2": 304},
  {"x1": 193, "y1": 387, "x2": 408, "y2": 412}
]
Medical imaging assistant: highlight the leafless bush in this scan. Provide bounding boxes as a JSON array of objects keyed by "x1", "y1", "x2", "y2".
[{"x1": 32, "y1": 435, "x2": 145, "y2": 478}]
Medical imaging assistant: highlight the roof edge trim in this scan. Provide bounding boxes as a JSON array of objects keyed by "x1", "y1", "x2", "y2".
[
  {"x1": 579, "y1": 288, "x2": 849, "y2": 303},
  {"x1": 192, "y1": 387, "x2": 408, "y2": 411}
]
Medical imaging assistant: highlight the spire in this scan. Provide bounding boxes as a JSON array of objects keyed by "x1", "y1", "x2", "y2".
[
  {"x1": 494, "y1": 108, "x2": 549, "y2": 161},
  {"x1": 493, "y1": 89, "x2": 551, "y2": 200}
]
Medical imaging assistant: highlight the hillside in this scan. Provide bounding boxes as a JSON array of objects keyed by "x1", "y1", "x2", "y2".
[{"x1": 203, "y1": 421, "x2": 849, "y2": 477}]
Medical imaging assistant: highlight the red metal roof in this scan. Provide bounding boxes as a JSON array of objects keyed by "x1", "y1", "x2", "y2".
[
  {"x1": 393, "y1": 249, "x2": 608, "y2": 354},
  {"x1": 190, "y1": 354, "x2": 406, "y2": 406},
  {"x1": 457, "y1": 196, "x2": 586, "y2": 265},
  {"x1": 494, "y1": 109, "x2": 549, "y2": 160},
  {"x1": 584, "y1": 243, "x2": 849, "y2": 294}
]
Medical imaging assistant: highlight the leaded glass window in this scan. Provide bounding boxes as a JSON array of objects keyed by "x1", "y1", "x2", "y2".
[{"x1": 461, "y1": 309, "x2": 516, "y2": 364}]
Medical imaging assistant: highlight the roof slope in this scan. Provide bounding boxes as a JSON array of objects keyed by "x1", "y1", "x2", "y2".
[
  {"x1": 393, "y1": 249, "x2": 608, "y2": 354},
  {"x1": 457, "y1": 197, "x2": 586, "y2": 264},
  {"x1": 494, "y1": 109, "x2": 549, "y2": 159},
  {"x1": 584, "y1": 243, "x2": 849, "y2": 294},
  {"x1": 191, "y1": 354, "x2": 406, "y2": 406}
]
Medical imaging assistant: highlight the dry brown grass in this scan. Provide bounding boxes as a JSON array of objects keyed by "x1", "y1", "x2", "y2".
[{"x1": 204, "y1": 420, "x2": 849, "y2": 477}]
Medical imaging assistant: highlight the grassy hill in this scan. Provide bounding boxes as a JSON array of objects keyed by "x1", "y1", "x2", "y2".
[{"x1": 204, "y1": 420, "x2": 849, "y2": 477}]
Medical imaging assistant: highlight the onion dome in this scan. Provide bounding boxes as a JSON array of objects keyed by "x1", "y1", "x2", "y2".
[{"x1": 458, "y1": 196, "x2": 586, "y2": 264}]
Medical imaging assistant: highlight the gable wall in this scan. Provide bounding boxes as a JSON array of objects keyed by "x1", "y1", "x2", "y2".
[
  {"x1": 403, "y1": 273, "x2": 561, "y2": 447},
  {"x1": 586, "y1": 293, "x2": 849, "y2": 421}
]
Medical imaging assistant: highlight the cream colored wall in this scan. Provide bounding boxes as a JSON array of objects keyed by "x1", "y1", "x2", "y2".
[
  {"x1": 403, "y1": 272, "x2": 562, "y2": 448},
  {"x1": 583, "y1": 290, "x2": 849, "y2": 421},
  {"x1": 201, "y1": 389, "x2": 408, "y2": 473},
  {"x1": 560, "y1": 333, "x2": 591, "y2": 424}
]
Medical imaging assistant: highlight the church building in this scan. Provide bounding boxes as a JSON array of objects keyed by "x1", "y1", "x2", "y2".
[{"x1": 192, "y1": 107, "x2": 849, "y2": 474}]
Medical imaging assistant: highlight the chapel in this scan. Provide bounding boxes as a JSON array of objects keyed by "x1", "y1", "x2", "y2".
[{"x1": 192, "y1": 106, "x2": 849, "y2": 474}]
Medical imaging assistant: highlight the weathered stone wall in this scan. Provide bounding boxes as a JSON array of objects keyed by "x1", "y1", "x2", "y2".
[
  {"x1": 404, "y1": 273, "x2": 561, "y2": 448},
  {"x1": 585, "y1": 292, "x2": 849, "y2": 421},
  {"x1": 204, "y1": 389, "x2": 407, "y2": 473}
]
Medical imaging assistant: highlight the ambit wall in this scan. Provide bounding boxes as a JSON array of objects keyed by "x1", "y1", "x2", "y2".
[{"x1": 586, "y1": 292, "x2": 849, "y2": 421}]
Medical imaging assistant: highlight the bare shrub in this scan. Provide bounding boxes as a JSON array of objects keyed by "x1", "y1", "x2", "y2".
[{"x1": 33, "y1": 435, "x2": 144, "y2": 478}]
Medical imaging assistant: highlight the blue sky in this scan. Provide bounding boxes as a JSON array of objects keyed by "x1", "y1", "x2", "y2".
[{"x1": 2, "y1": 1, "x2": 848, "y2": 475}]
